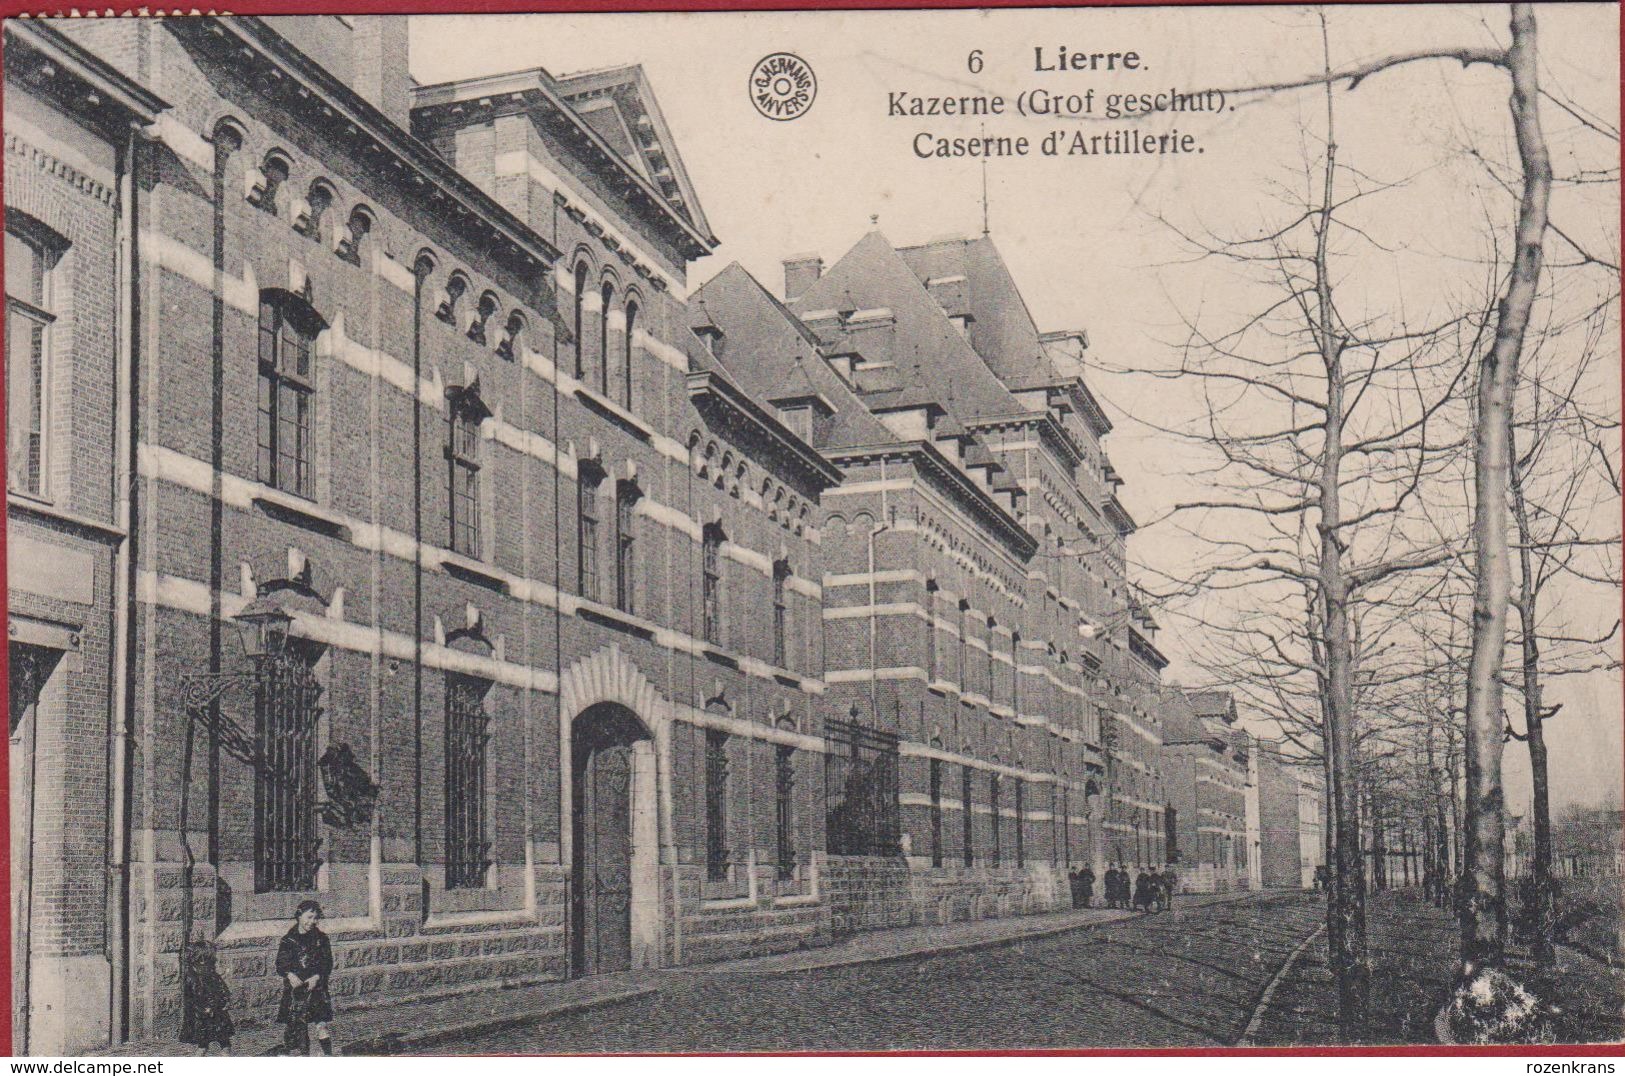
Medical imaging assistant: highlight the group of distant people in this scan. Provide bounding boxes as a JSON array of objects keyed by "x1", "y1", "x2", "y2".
[{"x1": 1066, "y1": 865, "x2": 1177, "y2": 913}]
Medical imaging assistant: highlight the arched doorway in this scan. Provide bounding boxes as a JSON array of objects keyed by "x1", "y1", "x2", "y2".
[{"x1": 570, "y1": 703, "x2": 656, "y2": 976}]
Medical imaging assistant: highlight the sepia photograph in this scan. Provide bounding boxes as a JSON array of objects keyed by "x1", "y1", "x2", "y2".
[{"x1": 2, "y1": 0, "x2": 1620, "y2": 1058}]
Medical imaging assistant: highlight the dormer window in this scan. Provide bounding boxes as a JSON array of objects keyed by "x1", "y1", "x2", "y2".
[{"x1": 777, "y1": 404, "x2": 812, "y2": 443}]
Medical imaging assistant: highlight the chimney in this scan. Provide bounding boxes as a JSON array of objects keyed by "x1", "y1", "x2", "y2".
[
  {"x1": 350, "y1": 16, "x2": 412, "y2": 131},
  {"x1": 783, "y1": 254, "x2": 823, "y2": 301}
]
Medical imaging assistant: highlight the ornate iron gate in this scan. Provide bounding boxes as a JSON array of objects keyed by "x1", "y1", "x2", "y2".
[{"x1": 823, "y1": 719, "x2": 900, "y2": 857}]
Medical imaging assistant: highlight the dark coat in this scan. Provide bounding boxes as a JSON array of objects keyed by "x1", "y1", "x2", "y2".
[
  {"x1": 276, "y1": 925, "x2": 335, "y2": 1025},
  {"x1": 179, "y1": 955, "x2": 235, "y2": 1048}
]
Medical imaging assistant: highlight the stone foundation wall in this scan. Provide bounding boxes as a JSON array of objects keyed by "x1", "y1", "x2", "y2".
[{"x1": 132, "y1": 862, "x2": 569, "y2": 1038}]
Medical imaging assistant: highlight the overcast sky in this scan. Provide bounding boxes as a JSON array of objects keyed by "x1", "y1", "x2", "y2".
[{"x1": 410, "y1": 5, "x2": 1622, "y2": 815}]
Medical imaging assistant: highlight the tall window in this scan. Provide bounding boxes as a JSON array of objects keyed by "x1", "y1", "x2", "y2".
[
  {"x1": 447, "y1": 393, "x2": 482, "y2": 557},
  {"x1": 6, "y1": 225, "x2": 56, "y2": 497},
  {"x1": 989, "y1": 773, "x2": 1002, "y2": 866},
  {"x1": 255, "y1": 644, "x2": 321, "y2": 892},
  {"x1": 986, "y1": 618, "x2": 998, "y2": 701},
  {"x1": 705, "y1": 729, "x2": 730, "y2": 882},
  {"x1": 445, "y1": 673, "x2": 490, "y2": 889},
  {"x1": 1011, "y1": 632, "x2": 1022, "y2": 715},
  {"x1": 615, "y1": 481, "x2": 639, "y2": 614},
  {"x1": 598, "y1": 282, "x2": 614, "y2": 395},
  {"x1": 961, "y1": 764, "x2": 975, "y2": 867},
  {"x1": 576, "y1": 470, "x2": 601, "y2": 601},
  {"x1": 772, "y1": 560, "x2": 790, "y2": 667},
  {"x1": 257, "y1": 292, "x2": 317, "y2": 499},
  {"x1": 572, "y1": 261, "x2": 588, "y2": 379},
  {"x1": 775, "y1": 744, "x2": 796, "y2": 881},
  {"x1": 957, "y1": 601, "x2": 969, "y2": 690},
  {"x1": 702, "y1": 524, "x2": 724, "y2": 645},
  {"x1": 924, "y1": 582, "x2": 938, "y2": 682},
  {"x1": 1014, "y1": 777, "x2": 1026, "y2": 867},
  {"x1": 929, "y1": 756, "x2": 943, "y2": 868},
  {"x1": 622, "y1": 300, "x2": 638, "y2": 410}
]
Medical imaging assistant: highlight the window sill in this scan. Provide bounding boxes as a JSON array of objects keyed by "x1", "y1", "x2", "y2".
[
  {"x1": 253, "y1": 490, "x2": 352, "y2": 541},
  {"x1": 439, "y1": 550, "x2": 510, "y2": 594},
  {"x1": 1015, "y1": 714, "x2": 1047, "y2": 728},
  {"x1": 576, "y1": 600, "x2": 657, "y2": 640},
  {"x1": 574, "y1": 386, "x2": 653, "y2": 442},
  {"x1": 8, "y1": 495, "x2": 125, "y2": 542},
  {"x1": 703, "y1": 647, "x2": 739, "y2": 670}
]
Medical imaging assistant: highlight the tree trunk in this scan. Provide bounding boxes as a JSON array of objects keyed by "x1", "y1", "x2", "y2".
[
  {"x1": 1312, "y1": 16, "x2": 1367, "y2": 1032},
  {"x1": 1460, "y1": 0, "x2": 1551, "y2": 974},
  {"x1": 1509, "y1": 412, "x2": 1556, "y2": 964}
]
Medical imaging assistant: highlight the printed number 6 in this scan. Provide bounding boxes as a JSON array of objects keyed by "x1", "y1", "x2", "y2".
[{"x1": 967, "y1": 50, "x2": 983, "y2": 74}]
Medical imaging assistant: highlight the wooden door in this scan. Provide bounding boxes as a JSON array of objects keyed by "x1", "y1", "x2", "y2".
[{"x1": 578, "y1": 744, "x2": 633, "y2": 975}]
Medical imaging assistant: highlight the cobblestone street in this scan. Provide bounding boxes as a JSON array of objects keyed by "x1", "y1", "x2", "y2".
[{"x1": 417, "y1": 892, "x2": 1327, "y2": 1053}]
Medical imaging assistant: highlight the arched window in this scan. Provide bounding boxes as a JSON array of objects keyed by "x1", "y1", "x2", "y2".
[
  {"x1": 701, "y1": 523, "x2": 725, "y2": 645},
  {"x1": 572, "y1": 261, "x2": 588, "y2": 379},
  {"x1": 598, "y1": 281, "x2": 614, "y2": 395},
  {"x1": 469, "y1": 291, "x2": 497, "y2": 345},
  {"x1": 622, "y1": 299, "x2": 638, "y2": 410},
  {"x1": 254, "y1": 152, "x2": 289, "y2": 214},
  {"x1": 436, "y1": 273, "x2": 467, "y2": 326},
  {"x1": 257, "y1": 290, "x2": 321, "y2": 498},
  {"x1": 496, "y1": 311, "x2": 525, "y2": 362},
  {"x1": 299, "y1": 180, "x2": 334, "y2": 240},
  {"x1": 338, "y1": 206, "x2": 372, "y2": 263}
]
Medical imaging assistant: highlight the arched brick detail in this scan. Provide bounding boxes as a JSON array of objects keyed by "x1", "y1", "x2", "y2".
[{"x1": 558, "y1": 643, "x2": 669, "y2": 734}]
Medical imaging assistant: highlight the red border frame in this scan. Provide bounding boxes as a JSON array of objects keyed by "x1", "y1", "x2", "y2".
[{"x1": 0, "y1": 0, "x2": 1620, "y2": 1059}]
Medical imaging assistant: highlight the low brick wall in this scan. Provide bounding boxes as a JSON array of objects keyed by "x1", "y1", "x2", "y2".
[{"x1": 823, "y1": 856, "x2": 917, "y2": 937}]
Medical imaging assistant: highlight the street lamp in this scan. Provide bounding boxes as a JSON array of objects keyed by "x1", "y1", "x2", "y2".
[{"x1": 175, "y1": 599, "x2": 296, "y2": 1045}]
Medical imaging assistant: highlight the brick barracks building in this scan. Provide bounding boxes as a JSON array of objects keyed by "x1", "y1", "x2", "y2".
[{"x1": 4, "y1": 15, "x2": 1305, "y2": 1055}]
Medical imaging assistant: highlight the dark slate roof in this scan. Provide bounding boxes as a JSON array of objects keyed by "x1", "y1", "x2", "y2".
[
  {"x1": 1159, "y1": 690, "x2": 1210, "y2": 746},
  {"x1": 687, "y1": 263, "x2": 898, "y2": 451},
  {"x1": 790, "y1": 232, "x2": 1029, "y2": 426},
  {"x1": 1188, "y1": 690, "x2": 1238, "y2": 724},
  {"x1": 897, "y1": 234, "x2": 1057, "y2": 390}
]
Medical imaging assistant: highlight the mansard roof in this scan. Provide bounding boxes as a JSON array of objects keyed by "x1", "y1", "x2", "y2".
[
  {"x1": 897, "y1": 233, "x2": 1057, "y2": 390},
  {"x1": 688, "y1": 263, "x2": 897, "y2": 452},
  {"x1": 790, "y1": 232, "x2": 1028, "y2": 427}
]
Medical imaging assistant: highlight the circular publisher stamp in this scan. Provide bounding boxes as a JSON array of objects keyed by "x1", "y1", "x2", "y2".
[{"x1": 750, "y1": 53, "x2": 817, "y2": 121}]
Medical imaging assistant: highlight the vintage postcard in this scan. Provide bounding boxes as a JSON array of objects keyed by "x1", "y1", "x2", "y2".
[{"x1": 3, "y1": 2, "x2": 1620, "y2": 1058}]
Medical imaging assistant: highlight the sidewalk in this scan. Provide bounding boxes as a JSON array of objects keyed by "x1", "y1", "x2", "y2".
[{"x1": 96, "y1": 889, "x2": 1264, "y2": 1057}]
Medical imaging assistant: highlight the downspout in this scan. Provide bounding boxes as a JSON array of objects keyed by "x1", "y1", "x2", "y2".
[
  {"x1": 867, "y1": 458, "x2": 889, "y2": 724},
  {"x1": 107, "y1": 123, "x2": 141, "y2": 1046}
]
